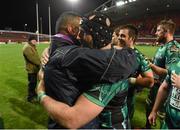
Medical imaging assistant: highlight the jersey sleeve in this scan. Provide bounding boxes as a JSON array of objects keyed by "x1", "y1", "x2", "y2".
[
  {"x1": 135, "y1": 49, "x2": 152, "y2": 74},
  {"x1": 83, "y1": 79, "x2": 129, "y2": 107},
  {"x1": 153, "y1": 46, "x2": 166, "y2": 68}
]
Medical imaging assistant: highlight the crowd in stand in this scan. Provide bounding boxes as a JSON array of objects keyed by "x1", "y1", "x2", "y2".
[{"x1": 127, "y1": 13, "x2": 180, "y2": 37}]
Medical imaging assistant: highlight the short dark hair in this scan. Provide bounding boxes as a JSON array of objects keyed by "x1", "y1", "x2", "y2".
[
  {"x1": 55, "y1": 11, "x2": 81, "y2": 33},
  {"x1": 157, "y1": 19, "x2": 176, "y2": 34},
  {"x1": 119, "y1": 24, "x2": 138, "y2": 42}
]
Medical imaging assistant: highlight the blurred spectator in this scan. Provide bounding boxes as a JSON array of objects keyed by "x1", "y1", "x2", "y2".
[{"x1": 22, "y1": 35, "x2": 40, "y2": 103}]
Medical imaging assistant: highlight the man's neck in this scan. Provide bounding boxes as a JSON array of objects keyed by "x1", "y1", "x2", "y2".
[
  {"x1": 59, "y1": 31, "x2": 68, "y2": 35},
  {"x1": 129, "y1": 42, "x2": 135, "y2": 49},
  {"x1": 166, "y1": 35, "x2": 174, "y2": 43}
]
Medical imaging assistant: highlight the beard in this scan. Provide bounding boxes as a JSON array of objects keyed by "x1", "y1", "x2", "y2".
[
  {"x1": 119, "y1": 39, "x2": 127, "y2": 47},
  {"x1": 156, "y1": 35, "x2": 166, "y2": 44}
]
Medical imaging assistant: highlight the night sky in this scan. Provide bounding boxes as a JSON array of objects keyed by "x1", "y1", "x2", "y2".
[{"x1": 0, "y1": 0, "x2": 107, "y2": 34}]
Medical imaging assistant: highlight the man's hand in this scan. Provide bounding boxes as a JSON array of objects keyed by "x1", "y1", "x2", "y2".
[
  {"x1": 148, "y1": 111, "x2": 157, "y2": 126},
  {"x1": 171, "y1": 73, "x2": 180, "y2": 89},
  {"x1": 41, "y1": 47, "x2": 50, "y2": 66}
]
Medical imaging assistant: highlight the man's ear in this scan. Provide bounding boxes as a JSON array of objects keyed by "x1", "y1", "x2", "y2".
[
  {"x1": 129, "y1": 37, "x2": 134, "y2": 42},
  {"x1": 163, "y1": 28, "x2": 168, "y2": 35},
  {"x1": 67, "y1": 25, "x2": 73, "y2": 34}
]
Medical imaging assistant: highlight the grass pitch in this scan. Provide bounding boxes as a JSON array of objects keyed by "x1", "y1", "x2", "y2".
[
  {"x1": 0, "y1": 44, "x2": 158, "y2": 128},
  {"x1": 0, "y1": 44, "x2": 49, "y2": 128}
]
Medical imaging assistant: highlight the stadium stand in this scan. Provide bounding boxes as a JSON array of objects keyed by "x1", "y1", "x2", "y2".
[
  {"x1": 1, "y1": 0, "x2": 180, "y2": 45},
  {"x1": 94, "y1": 0, "x2": 180, "y2": 45},
  {"x1": 0, "y1": 30, "x2": 50, "y2": 44}
]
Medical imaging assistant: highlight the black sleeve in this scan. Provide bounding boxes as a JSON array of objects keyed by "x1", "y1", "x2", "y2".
[
  {"x1": 102, "y1": 48, "x2": 138, "y2": 83},
  {"x1": 61, "y1": 47, "x2": 137, "y2": 86},
  {"x1": 62, "y1": 48, "x2": 108, "y2": 85}
]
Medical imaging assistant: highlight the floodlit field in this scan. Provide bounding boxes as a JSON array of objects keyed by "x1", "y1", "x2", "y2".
[{"x1": 0, "y1": 44, "x2": 159, "y2": 128}]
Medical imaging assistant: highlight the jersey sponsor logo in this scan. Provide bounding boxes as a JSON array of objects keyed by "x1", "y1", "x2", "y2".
[
  {"x1": 170, "y1": 45, "x2": 179, "y2": 52},
  {"x1": 170, "y1": 86, "x2": 180, "y2": 110}
]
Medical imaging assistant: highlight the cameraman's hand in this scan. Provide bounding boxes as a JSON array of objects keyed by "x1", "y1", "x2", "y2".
[{"x1": 41, "y1": 47, "x2": 49, "y2": 66}]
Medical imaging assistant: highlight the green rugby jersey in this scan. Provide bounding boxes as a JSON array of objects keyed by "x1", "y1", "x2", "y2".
[
  {"x1": 134, "y1": 47, "x2": 152, "y2": 74},
  {"x1": 153, "y1": 40, "x2": 180, "y2": 80},
  {"x1": 83, "y1": 79, "x2": 129, "y2": 107},
  {"x1": 83, "y1": 79, "x2": 130, "y2": 129},
  {"x1": 163, "y1": 61, "x2": 180, "y2": 128},
  {"x1": 83, "y1": 48, "x2": 152, "y2": 129},
  {"x1": 148, "y1": 40, "x2": 180, "y2": 103},
  {"x1": 83, "y1": 48, "x2": 151, "y2": 107}
]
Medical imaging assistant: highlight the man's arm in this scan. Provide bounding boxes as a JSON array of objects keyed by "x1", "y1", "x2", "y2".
[
  {"x1": 37, "y1": 80, "x2": 103, "y2": 128},
  {"x1": 129, "y1": 71, "x2": 154, "y2": 88},
  {"x1": 40, "y1": 47, "x2": 49, "y2": 66},
  {"x1": 149, "y1": 63, "x2": 167, "y2": 76},
  {"x1": 148, "y1": 80, "x2": 168, "y2": 125}
]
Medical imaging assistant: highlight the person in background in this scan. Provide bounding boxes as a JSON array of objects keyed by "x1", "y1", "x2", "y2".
[
  {"x1": 101, "y1": 24, "x2": 153, "y2": 128},
  {"x1": 23, "y1": 35, "x2": 40, "y2": 103},
  {"x1": 145, "y1": 19, "x2": 180, "y2": 128}
]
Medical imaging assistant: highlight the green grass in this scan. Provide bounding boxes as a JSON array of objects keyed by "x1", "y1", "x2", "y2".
[
  {"x1": 0, "y1": 44, "x2": 49, "y2": 128},
  {"x1": 0, "y1": 44, "x2": 159, "y2": 128}
]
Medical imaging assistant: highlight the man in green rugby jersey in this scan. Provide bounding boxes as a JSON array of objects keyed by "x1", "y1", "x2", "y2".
[
  {"x1": 145, "y1": 19, "x2": 180, "y2": 128},
  {"x1": 118, "y1": 25, "x2": 154, "y2": 123},
  {"x1": 92, "y1": 24, "x2": 154, "y2": 129},
  {"x1": 149, "y1": 61, "x2": 180, "y2": 129}
]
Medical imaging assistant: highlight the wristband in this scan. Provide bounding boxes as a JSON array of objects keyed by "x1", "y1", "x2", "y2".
[
  {"x1": 129, "y1": 77, "x2": 136, "y2": 85},
  {"x1": 38, "y1": 91, "x2": 47, "y2": 103}
]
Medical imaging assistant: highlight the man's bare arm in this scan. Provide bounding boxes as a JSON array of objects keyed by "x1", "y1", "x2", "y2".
[
  {"x1": 41, "y1": 47, "x2": 49, "y2": 66},
  {"x1": 149, "y1": 63, "x2": 167, "y2": 76},
  {"x1": 37, "y1": 80, "x2": 103, "y2": 128},
  {"x1": 129, "y1": 71, "x2": 154, "y2": 88},
  {"x1": 148, "y1": 81, "x2": 168, "y2": 125}
]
